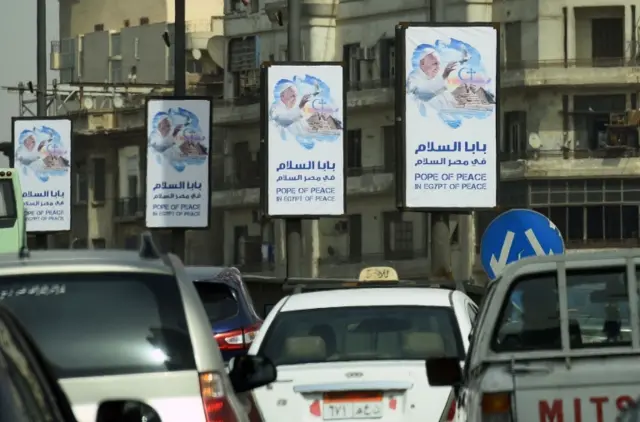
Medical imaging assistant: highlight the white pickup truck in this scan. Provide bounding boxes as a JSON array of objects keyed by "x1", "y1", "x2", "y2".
[{"x1": 427, "y1": 248, "x2": 640, "y2": 422}]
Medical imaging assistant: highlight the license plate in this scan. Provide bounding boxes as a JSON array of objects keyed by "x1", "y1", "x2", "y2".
[{"x1": 322, "y1": 392, "x2": 383, "y2": 420}]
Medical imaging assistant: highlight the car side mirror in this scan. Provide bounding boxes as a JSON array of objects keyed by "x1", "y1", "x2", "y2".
[
  {"x1": 96, "y1": 399, "x2": 162, "y2": 422},
  {"x1": 228, "y1": 354, "x2": 277, "y2": 394},
  {"x1": 426, "y1": 357, "x2": 462, "y2": 388}
]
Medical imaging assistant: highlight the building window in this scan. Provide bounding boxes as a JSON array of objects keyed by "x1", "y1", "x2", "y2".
[
  {"x1": 383, "y1": 212, "x2": 414, "y2": 260},
  {"x1": 92, "y1": 158, "x2": 106, "y2": 202},
  {"x1": 591, "y1": 17, "x2": 624, "y2": 66},
  {"x1": 187, "y1": 57, "x2": 203, "y2": 73},
  {"x1": 74, "y1": 161, "x2": 88, "y2": 204},
  {"x1": 379, "y1": 38, "x2": 395, "y2": 86},
  {"x1": 346, "y1": 129, "x2": 362, "y2": 172},
  {"x1": 110, "y1": 32, "x2": 121, "y2": 56},
  {"x1": 233, "y1": 142, "x2": 258, "y2": 187},
  {"x1": 139, "y1": 17, "x2": 149, "y2": 25},
  {"x1": 504, "y1": 21, "x2": 522, "y2": 69},
  {"x1": 382, "y1": 125, "x2": 395, "y2": 171},
  {"x1": 228, "y1": 37, "x2": 258, "y2": 100},
  {"x1": 110, "y1": 60, "x2": 122, "y2": 83},
  {"x1": 343, "y1": 44, "x2": 361, "y2": 89},
  {"x1": 348, "y1": 214, "x2": 362, "y2": 261},
  {"x1": 502, "y1": 111, "x2": 526, "y2": 157},
  {"x1": 534, "y1": 205, "x2": 639, "y2": 247},
  {"x1": 93, "y1": 24, "x2": 104, "y2": 32},
  {"x1": 92, "y1": 238, "x2": 106, "y2": 249}
]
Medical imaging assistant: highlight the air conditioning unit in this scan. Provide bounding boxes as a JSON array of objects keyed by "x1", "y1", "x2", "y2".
[{"x1": 87, "y1": 113, "x2": 116, "y2": 131}]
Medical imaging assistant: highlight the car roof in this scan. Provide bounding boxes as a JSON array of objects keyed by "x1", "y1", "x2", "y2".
[
  {"x1": 185, "y1": 266, "x2": 226, "y2": 281},
  {"x1": 0, "y1": 250, "x2": 173, "y2": 276},
  {"x1": 280, "y1": 287, "x2": 463, "y2": 312}
]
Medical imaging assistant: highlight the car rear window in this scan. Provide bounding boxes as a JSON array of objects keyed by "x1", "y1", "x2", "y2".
[
  {"x1": 0, "y1": 272, "x2": 196, "y2": 378},
  {"x1": 259, "y1": 306, "x2": 464, "y2": 366},
  {"x1": 193, "y1": 282, "x2": 239, "y2": 323}
]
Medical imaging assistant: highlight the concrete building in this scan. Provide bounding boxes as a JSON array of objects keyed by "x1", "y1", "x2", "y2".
[
  {"x1": 215, "y1": 0, "x2": 640, "y2": 279},
  {"x1": 36, "y1": 0, "x2": 640, "y2": 279},
  {"x1": 44, "y1": 0, "x2": 225, "y2": 254}
]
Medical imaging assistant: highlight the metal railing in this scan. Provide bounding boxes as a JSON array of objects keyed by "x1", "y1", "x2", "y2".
[
  {"x1": 186, "y1": 16, "x2": 224, "y2": 33},
  {"x1": 502, "y1": 57, "x2": 634, "y2": 70},
  {"x1": 501, "y1": 147, "x2": 640, "y2": 161},
  {"x1": 115, "y1": 197, "x2": 145, "y2": 219},
  {"x1": 212, "y1": 177, "x2": 261, "y2": 191},
  {"x1": 318, "y1": 250, "x2": 428, "y2": 266}
]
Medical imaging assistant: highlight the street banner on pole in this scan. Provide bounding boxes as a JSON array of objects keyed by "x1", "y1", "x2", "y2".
[
  {"x1": 12, "y1": 117, "x2": 72, "y2": 232},
  {"x1": 261, "y1": 62, "x2": 347, "y2": 218},
  {"x1": 396, "y1": 23, "x2": 499, "y2": 210},
  {"x1": 145, "y1": 97, "x2": 212, "y2": 228}
]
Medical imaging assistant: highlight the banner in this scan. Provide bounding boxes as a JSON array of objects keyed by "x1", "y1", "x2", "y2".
[
  {"x1": 12, "y1": 117, "x2": 72, "y2": 232},
  {"x1": 262, "y1": 63, "x2": 346, "y2": 217},
  {"x1": 145, "y1": 97, "x2": 211, "y2": 228},
  {"x1": 399, "y1": 24, "x2": 498, "y2": 209}
]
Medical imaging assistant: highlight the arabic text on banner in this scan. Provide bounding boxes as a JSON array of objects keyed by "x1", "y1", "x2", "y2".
[
  {"x1": 145, "y1": 99, "x2": 210, "y2": 228},
  {"x1": 403, "y1": 26, "x2": 498, "y2": 208},
  {"x1": 266, "y1": 65, "x2": 345, "y2": 216},
  {"x1": 14, "y1": 118, "x2": 72, "y2": 232}
]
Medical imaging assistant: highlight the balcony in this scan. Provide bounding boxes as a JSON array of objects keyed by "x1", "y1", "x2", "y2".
[
  {"x1": 501, "y1": 58, "x2": 640, "y2": 88},
  {"x1": 114, "y1": 197, "x2": 145, "y2": 222},
  {"x1": 499, "y1": 148, "x2": 640, "y2": 180},
  {"x1": 212, "y1": 79, "x2": 394, "y2": 126},
  {"x1": 210, "y1": 165, "x2": 394, "y2": 208}
]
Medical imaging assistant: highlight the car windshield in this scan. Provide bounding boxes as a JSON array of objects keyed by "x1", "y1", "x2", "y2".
[
  {"x1": 259, "y1": 306, "x2": 464, "y2": 366},
  {"x1": 0, "y1": 272, "x2": 196, "y2": 378}
]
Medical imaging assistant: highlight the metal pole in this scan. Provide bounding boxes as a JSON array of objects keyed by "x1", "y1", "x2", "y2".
[
  {"x1": 35, "y1": 0, "x2": 48, "y2": 250},
  {"x1": 284, "y1": 0, "x2": 302, "y2": 278},
  {"x1": 172, "y1": 0, "x2": 186, "y2": 259},
  {"x1": 430, "y1": 212, "x2": 452, "y2": 280}
]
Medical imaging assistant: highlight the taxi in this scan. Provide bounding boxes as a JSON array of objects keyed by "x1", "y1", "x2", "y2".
[
  {"x1": 426, "y1": 249, "x2": 640, "y2": 422},
  {"x1": 248, "y1": 267, "x2": 481, "y2": 422}
]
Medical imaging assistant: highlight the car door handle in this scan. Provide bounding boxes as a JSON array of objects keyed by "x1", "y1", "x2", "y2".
[{"x1": 510, "y1": 364, "x2": 553, "y2": 375}]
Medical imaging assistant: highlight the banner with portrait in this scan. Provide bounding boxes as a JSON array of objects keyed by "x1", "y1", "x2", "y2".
[
  {"x1": 261, "y1": 62, "x2": 346, "y2": 217},
  {"x1": 397, "y1": 24, "x2": 499, "y2": 210},
  {"x1": 145, "y1": 97, "x2": 211, "y2": 228},
  {"x1": 12, "y1": 117, "x2": 72, "y2": 232}
]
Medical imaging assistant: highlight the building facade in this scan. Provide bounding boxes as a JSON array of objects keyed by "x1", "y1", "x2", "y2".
[{"x1": 40, "y1": 0, "x2": 640, "y2": 279}]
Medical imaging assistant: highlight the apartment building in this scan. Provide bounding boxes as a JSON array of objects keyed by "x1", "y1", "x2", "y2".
[
  {"x1": 48, "y1": 0, "x2": 225, "y2": 255},
  {"x1": 214, "y1": 0, "x2": 640, "y2": 278}
]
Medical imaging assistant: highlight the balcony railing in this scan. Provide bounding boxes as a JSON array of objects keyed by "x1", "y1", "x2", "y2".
[
  {"x1": 501, "y1": 146, "x2": 640, "y2": 161},
  {"x1": 115, "y1": 197, "x2": 145, "y2": 219},
  {"x1": 346, "y1": 79, "x2": 393, "y2": 91},
  {"x1": 502, "y1": 57, "x2": 633, "y2": 70},
  {"x1": 318, "y1": 250, "x2": 428, "y2": 266},
  {"x1": 186, "y1": 17, "x2": 223, "y2": 33},
  {"x1": 346, "y1": 165, "x2": 394, "y2": 177},
  {"x1": 212, "y1": 177, "x2": 261, "y2": 191},
  {"x1": 213, "y1": 91, "x2": 261, "y2": 107}
]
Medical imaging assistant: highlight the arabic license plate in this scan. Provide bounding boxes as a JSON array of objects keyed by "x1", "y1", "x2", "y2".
[{"x1": 322, "y1": 392, "x2": 383, "y2": 420}]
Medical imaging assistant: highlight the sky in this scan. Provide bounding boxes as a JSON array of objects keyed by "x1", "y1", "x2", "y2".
[{"x1": 0, "y1": 0, "x2": 59, "y2": 166}]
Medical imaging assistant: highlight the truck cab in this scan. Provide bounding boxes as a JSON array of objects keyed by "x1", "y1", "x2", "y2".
[{"x1": 427, "y1": 249, "x2": 640, "y2": 422}]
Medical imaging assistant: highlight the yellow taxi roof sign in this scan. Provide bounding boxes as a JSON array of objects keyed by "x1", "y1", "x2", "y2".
[{"x1": 358, "y1": 267, "x2": 399, "y2": 282}]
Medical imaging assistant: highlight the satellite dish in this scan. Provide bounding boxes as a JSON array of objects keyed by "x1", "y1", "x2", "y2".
[
  {"x1": 113, "y1": 95, "x2": 124, "y2": 108},
  {"x1": 82, "y1": 97, "x2": 94, "y2": 109},
  {"x1": 528, "y1": 133, "x2": 542, "y2": 149},
  {"x1": 192, "y1": 49, "x2": 202, "y2": 60}
]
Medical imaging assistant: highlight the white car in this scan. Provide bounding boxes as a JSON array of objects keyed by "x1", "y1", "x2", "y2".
[{"x1": 248, "y1": 282, "x2": 480, "y2": 422}]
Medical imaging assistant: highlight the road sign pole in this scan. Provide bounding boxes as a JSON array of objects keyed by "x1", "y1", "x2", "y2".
[
  {"x1": 35, "y1": 0, "x2": 48, "y2": 250},
  {"x1": 430, "y1": 212, "x2": 453, "y2": 279}
]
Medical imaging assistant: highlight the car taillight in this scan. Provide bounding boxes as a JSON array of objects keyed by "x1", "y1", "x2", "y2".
[
  {"x1": 440, "y1": 391, "x2": 456, "y2": 422},
  {"x1": 199, "y1": 371, "x2": 238, "y2": 422},
  {"x1": 215, "y1": 323, "x2": 262, "y2": 351}
]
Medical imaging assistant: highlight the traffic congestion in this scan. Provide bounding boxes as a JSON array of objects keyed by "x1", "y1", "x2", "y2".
[{"x1": 0, "y1": 166, "x2": 639, "y2": 422}]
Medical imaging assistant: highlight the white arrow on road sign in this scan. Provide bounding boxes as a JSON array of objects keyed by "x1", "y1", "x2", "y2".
[
  {"x1": 489, "y1": 231, "x2": 515, "y2": 276},
  {"x1": 524, "y1": 229, "x2": 554, "y2": 256}
]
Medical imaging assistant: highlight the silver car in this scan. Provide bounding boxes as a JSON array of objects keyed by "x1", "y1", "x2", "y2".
[{"x1": 0, "y1": 234, "x2": 275, "y2": 422}]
